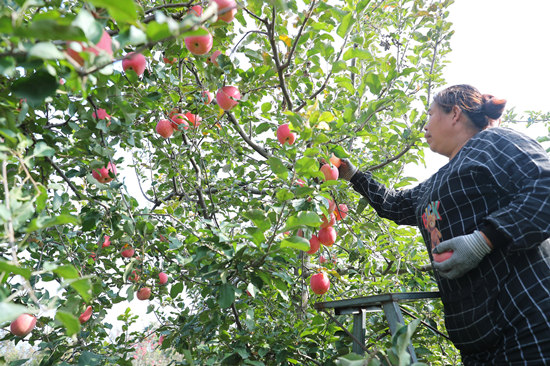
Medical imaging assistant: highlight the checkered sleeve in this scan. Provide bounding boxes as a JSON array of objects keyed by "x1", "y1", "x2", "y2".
[{"x1": 349, "y1": 171, "x2": 419, "y2": 225}]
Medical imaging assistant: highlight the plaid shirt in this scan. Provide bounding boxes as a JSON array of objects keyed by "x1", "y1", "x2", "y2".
[{"x1": 351, "y1": 127, "x2": 550, "y2": 362}]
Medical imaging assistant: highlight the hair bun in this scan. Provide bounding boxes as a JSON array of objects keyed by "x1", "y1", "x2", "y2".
[{"x1": 481, "y1": 94, "x2": 507, "y2": 120}]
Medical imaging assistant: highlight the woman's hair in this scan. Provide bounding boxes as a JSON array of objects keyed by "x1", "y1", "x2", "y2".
[{"x1": 433, "y1": 84, "x2": 507, "y2": 130}]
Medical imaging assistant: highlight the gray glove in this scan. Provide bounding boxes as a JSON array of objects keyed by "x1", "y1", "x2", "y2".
[
  {"x1": 338, "y1": 158, "x2": 358, "y2": 181},
  {"x1": 432, "y1": 230, "x2": 491, "y2": 279}
]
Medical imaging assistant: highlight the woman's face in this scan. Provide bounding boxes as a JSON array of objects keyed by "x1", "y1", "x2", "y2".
[{"x1": 424, "y1": 102, "x2": 455, "y2": 158}]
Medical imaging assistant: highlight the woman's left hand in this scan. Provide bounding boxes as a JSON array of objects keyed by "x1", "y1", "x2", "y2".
[{"x1": 432, "y1": 230, "x2": 492, "y2": 279}]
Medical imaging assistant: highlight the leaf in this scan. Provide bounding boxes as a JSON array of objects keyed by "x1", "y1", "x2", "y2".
[
  {"x1": 365, "y1": 72, "x2": 382, "y2": 95},
  {"x1": 170, "y1": 282, "x2": 184, "y2": 298},
  {"x1": 275, "y1": 188, "x2": 294, "y2": 201},
  {"x1": 26, "y1": 214, "x2": 81, "y2": 232},
  {"x1": 53, "y1": 265, "x2": 80, "y2": 279},
  {"x1": 267, "y1": 157, "x2": 288, "y2": 180},
  {"x1": 218, "y1": 283, "x2": 235, "y2": 309},
  {"x1": 88, "y1": 0, "x2": 138, "y2": 24},
  {"x1": 32, "y1": 141, "x2": 56, "y2": 157},
  {"x1": 78, "y1": 352, "x2": 104, "y2": 366},
  {"x1": 28, "y1": 42, "x2": 64, "y2": 60},
  {"x1": 284, "y1": 211, "x2": 321, "y2": 230},
  {"x1": 11, "y1": 71, "x2": 58, "y2": 106},
  {"x1": 243, "y1": 209, "x2": 271, "y2": 232},
  {"x1": 55, "y1": 311, "x2": 81, "y2": 336},
  {"x1": 337, "y1": 12, "x2": 355, "y2": 38},
  {"x1": 69, "y1": 278, "x2": 92, "y2": 302},
  {"x1": 279, "y1": 35, "x2": 292, "y2": 48},
  {"x1": 72, "y1": 9, "x2": 103, "y2": 42},
  {"x1": 0, "y1": 260, "x2": 32, "y2": 279},
  {"x1": 0, "y1": 302, "x2": 28, "y2": 324},
  {"x1": 281, "y1": 236, "x2": 310, "y2": 251}
]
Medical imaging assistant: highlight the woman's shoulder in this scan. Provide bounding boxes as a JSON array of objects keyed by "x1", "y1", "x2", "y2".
[{"x1": 471, "y1": 127, "x2": 546, "y2": 155}]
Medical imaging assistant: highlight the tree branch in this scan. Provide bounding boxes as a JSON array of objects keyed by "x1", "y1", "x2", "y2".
[
  {"x1": 225, "y1": 112, "x2": 272, "y2": 160},
  {"x1": 281, "y1": 0, "x2": 317, "y2": 70}
]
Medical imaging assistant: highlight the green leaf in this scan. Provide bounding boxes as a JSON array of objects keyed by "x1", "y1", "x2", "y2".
[
  {"x1": 15, "y1": 19, "x2": 86, "y2": 41},
  {"x1": 275, "y1": 188, "x2": 294, "y2": 201},
  {"x1": 0, "y1": 302, "x2": 28, "y2": 324},
  {"x1": 89, "y1": 0, "x2": 139, "y2": 24},
  {"x1": 78, "y1": 352, "x2": 104, "y2": 366},
  {"x1": 294, "y1": 157, "x2": 318, "y2": 175},
  {"x1": 35, "y1": 186, "x2": 47, "y2": 212},
  {"x1": 284, "y1": 211, "x2": 321, "y2": 230},
  {"x1": 243, "y1": 209, "x2": 271, "y2": 232},
  {"x1": 55, "y1": 311, "x2": 81, "y2": 336},
  {"x1": 53, "y1": 265, "x2": 80, "y2": 279},
  {"x1": 69, "y1": 278, "x2": 92, "y2": 302},
  {"x1": 218, "y1": 283, "x2": 235, "y2": 309},
  {"x1": 72, "y1": 10, "x2": 103, "y2": 42},
  {"x1": 26, "y1": 214, "x2": 81, "y2": 232},
  {"x1": 0, "y1": 260, "x2": 32, "y2": 279},
  {"x1": 337, "y1": 12, "x2": 355, "y2": 38},
  {"x1": 170, "y1": 282, "x2": 184, "y2": 298},
  {"x1": 267, "y1": 157, "x2": 288, "y2": 180},
  {"x1": 281, "y1": 236, "x2": 310, "y2": 251},
  {"x1": 28, "y1": 42, "x2": 64, "y2": 60},
  {"x1": 365, "y1": 73, "x2": 382, "y2": 95},
  {"x1": 11, "y1": 71, "x2": 58, "y2": 106},
  {"x1": 32, "y1": 141, "x2": 56, "y2": 157}
]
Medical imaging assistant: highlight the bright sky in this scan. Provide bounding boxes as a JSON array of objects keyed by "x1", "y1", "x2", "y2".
[{"x1": 407, "y1": 0, "x2": 550, "y2": 177}]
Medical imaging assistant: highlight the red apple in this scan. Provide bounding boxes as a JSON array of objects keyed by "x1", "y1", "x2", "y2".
[
  {"x1": 318, "y1": 226, "x2": 336, "y2": 246},
  {"x1": 158, "y1": 272, "x2": 168, "y2": 285},
  {"x1": 170, "y1": 113, "x2": 189, "y2": 130},
  {"x1": 216, "y1": 86, "x2": 241, "y2": 111},
  {"x1": 334, "y1": 204, "x2": 348, "y2": 220},
  {"x1": 320, "y1": 213, "x2": 336, "y2": 229},
  {"x1": 207, "y1": 50, "x2": 223, "y2": 66},
  {"x1": 121, "y1": 245, "x2": 135, "y2": 258},
  {"x1": 212, "y1": 0, "x2": 237, "y2": 22},
  {"x1": 122, "y1": 52, "x2": 147, "y2": 76},
  {"x1": 329, "y1": 154, "x2": 342, "y2": 168},
  {"x1": 66, "y1": 30, "x2": 113, "y2": 65},
  {"x1": 310, "y1": 272, "x2": 330, "y2": 295},
  {"x1": 201, "y1": 90, "x2": 214, "y2": 105},
  {"x1": 276, "y1": 124, "x2": 296, "y2": 145},
  {"x1": 156, "y1": 119, "x2": 174, "y2": 138},
  {"x1": 10, "y1": 314, "x2": 37, "y2": 337},
  {"x1": 128, "y1": 270, "x2": 140, "y2": 283},
  {"x1": 327, "y1": 199, "x2": 337, "y2": 213},
  {"x1": 137, "y1": 287, "x2": 151, "y2": 300},
  {"x1": 184, "y1": 28, "x2": 213, "y2": 55},
  {"x1": 296, "y1": 179, "x2": 306, "y2": 187},
  {"x1": 184, "y1": 112, "x2": 202, "y2": 128},
  {"x1": 319, "y1": 255, "x2": 327, "y2": 264},
  {"x1": 307, "y1": 235, "x2": 321, "y2": 255},
  {"x1": 163, "y1": 57, "x2": 177, "y2": 64},
  {"x1": 102, "y1": 235, "x2": 111, "y2": 248},
  {"x1": 92, "y1": 108, "x2": 111, "y2": 121},
  {"x1": 433, "y1": 250, "x2": 454, "y2": 262},
  {"x1": 89, "y1": 252, "x2": 96, "y2": 261},
  {"x1": 320, "y1": 164, "x2": 339, "y2": 181},
  {"x1": 188, "y1": 5, "x2": 203, "y2": 16},
  {"x1": 79, "y1": 306, "x2": 93, "y2": 324},
  {"x1": 92, "y1": 162, "x2": 117, "y2": 183}
]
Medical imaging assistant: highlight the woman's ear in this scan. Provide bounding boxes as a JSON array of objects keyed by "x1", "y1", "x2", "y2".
[{"x1": 451, "y1": 105, "x2": 463, "y2": 125}]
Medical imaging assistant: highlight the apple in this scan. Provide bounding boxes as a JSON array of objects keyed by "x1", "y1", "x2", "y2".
[
  {"x1": 433, "y1": 250, "x2": 454, "y2": 262},
  {"x1": 320, "y1": 213, "x2": 336, "y2": 229},
  {"x1": 66, "y1": 30, "x2": 113, "y2": 65},
  {"x1": 163, "y1": 57, "x2": 177, "y2": 64},
  {"x1": 158, "y1": 272, "x2": 168, "y2": 285},
  {"x1": 207, "y1": 50, "x2": 223, "y2": 66},
  {"x1": 188, "y1": 5, "x2": 203, "y2": 16},
  {"x1": 307, "y1": 235, "x2": 321, "y2": 255},
  {"x1": 128, "y1": 270, "x2": 140, "y2": 283},
  {"x1": 79, "y1": 306, "x2": 93, "y2": 324},
  {"x1": 296, "y1": 179, "x2": 305, "y2": 187},
  {"x1": 121, "y1": 245, "x2": 135, "y2": 258},
  {"x1": 329, "y1": 154, "x2": 342, "y2": 168},
  {"x1": 310, "y1": 272, "x2": 330, "y2": 295},
  {"x1": 212, "y1": 0, "x2": 237, "y2": 22},
  {"x1": 92, "y1": 162, "x2": 117, "y2": 183},
  {"x1": 201, "y1": 90, "x2": 214, "y2": 105},
  {"x1": 102, "y1": 235, "x2": 111, "y2": 248},
  {"x1": 335, "y1": 204, "x2": 348, "y2": 220},
  {"x1": 156, "y1": 119, "x2": 174, "y2": 138},
  {"x1": 184, "y1": 28, "x2": 213, "y2": 55},
  {"x1": 276, "y1": 124, "x2": 296, "y2": 145},
  {"x1": 327, "y1": 199, "x2": 337, "y2": 213},
  {"x1": 122, "y1": 52, "x2": 147, "y2": 76},
  {"x1": 319, "y1": 255, "x2": 327, "y2": 264},
  {"x1": 89, "y1": 252, "x2": 96, "y2": 261},
  {"x1": 318, "y1": 226, "x2": 336, "y2": 246},
  {"x1": 320, "y1": 164, "x2": 339, "y2": 181},
  {"x1": 137, "y1": 287, "x2": 152, "y2": 300},
  {"x1": 10, "y1": 314, "x2": 37, "y2": 337},
  {"x1": 170, "y1": 113, "x2": 189, "y2": 130},
  {"x1": 92, "y1": 108, "x2": 111, "y2": 121},
  {"x1": 216, "y1": 86, "x2": 241, "y2": 111},
  {"x1": 184, "y1": 112, "x2": 202, "y2": 128}
]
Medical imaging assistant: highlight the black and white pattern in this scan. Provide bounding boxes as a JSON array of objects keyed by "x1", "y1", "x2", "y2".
[{"x1": 350, "y1": 127, "x2": 550, "y2": 364}]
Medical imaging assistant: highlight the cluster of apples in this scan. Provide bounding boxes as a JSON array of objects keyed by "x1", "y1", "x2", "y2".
[{"x1": 134, "y1": 271, "x2": 169, "y2": 301}]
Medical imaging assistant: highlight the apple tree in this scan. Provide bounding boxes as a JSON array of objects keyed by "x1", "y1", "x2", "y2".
[{"x1": 0, "y1": 0, "x2": 459, "y2": 364}]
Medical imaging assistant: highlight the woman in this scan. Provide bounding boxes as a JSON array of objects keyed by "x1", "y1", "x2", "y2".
[{"x1": 339, "y1": 85, "x2": 550, "y2": 365}]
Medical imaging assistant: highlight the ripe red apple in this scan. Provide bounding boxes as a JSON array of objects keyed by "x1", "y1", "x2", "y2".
[
  {"x1": 318, "y1": 226, "x2": 336, "y2": 246},
  {"x1": 66, "y1": 30, "x2": 113, "y2": 65},
  {"x1": 296, "y1": 179, "x2": 305, "y2": 187},
  {"x1": 122, "y1": 52, "x2": 147, "y2": 76},
  {"x1": 121, "y1": 245, "x2": 135, "y2": 258},
  {"x1": 92, "y1": 162, "x2": 117, "y2": 183},
  {"x1": 216, "y1": 86, "x2": 241, "y2": 111},
  {"x1": 320, "y1": 164, "x2": 339, "y2": 181},
  {"x1": 10, "y1": 314, "x2": 37, "y2": 337},
  {"x1": 310, "y1": 272, "x2": 330, "y2": 295},
  {"x1": 207, "y1": 50, "x2": 223, "y2": 66},
  {"x1": 184, "y1": 28, "x2": 213, "y2": 55},
  {"x1": 335, "y1": 204, "x2": 348, "y2": 220},
  {"x1": 319, "y1": 255, "x2": 327, "y2": 264},
  {"x1": 201, "y1": 90, "x2": 214, "y2": 105},
  {"x1": 320, "y1": 213, "x2": 336, "y2": 229},
  {"x1": 102, "y1": 235, "x2": 111, "y2": 248},
  {"x1": 188, "y1": 5, "x2": 203, "y2": 16},
  {"x1": 184, "y1": 112, "x2": 202, "y2": 127},
  {"x1": 212, "y1": 0, "x2": 237, "y2": 22},
  {"x1": 137, "y1": 287, "x2": 152, "y2": 300},
  {"x1": 170, "y1": 113, "x2": 189, "y2": 130},
  {"x1": 128, "y1": 270, "x2": 140, "y2": 283},
  {"x1": 327, "y1": 199, "x2": 337, "y2": 213},
  {"x1": 79, "y1": 306, "x2": 93, "y2": 324},
  {"x1": 92, "y1": 108, "x2": 111, "y2": 121},
  {"x1": 433, "y1": 250, "x2": 454, "y2": 262},
  {"x1": 156, "y1": 119, "x2": 174, "y2": 138},
  {"x1": 307, "y1": 235, "x2": 321, "y2": 255},
  {"x1": 158, "y1": 272, "x2": 168, "y2": 285},
  {"x1": 329, "y1": 154, "x2": 342, "y2": 168},
  {"x1": 276, "y1": 124, "x2": 296, "y2": 145}
]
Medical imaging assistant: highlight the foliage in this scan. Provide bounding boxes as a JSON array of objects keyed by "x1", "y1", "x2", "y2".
[{"x1": 0, "y1": 0, "x2": 458, "y2": 364}]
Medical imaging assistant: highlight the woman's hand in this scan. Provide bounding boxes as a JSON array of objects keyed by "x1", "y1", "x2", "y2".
[{"x1": 338, "y1": 159, "x2": 358, "y2": 181}]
